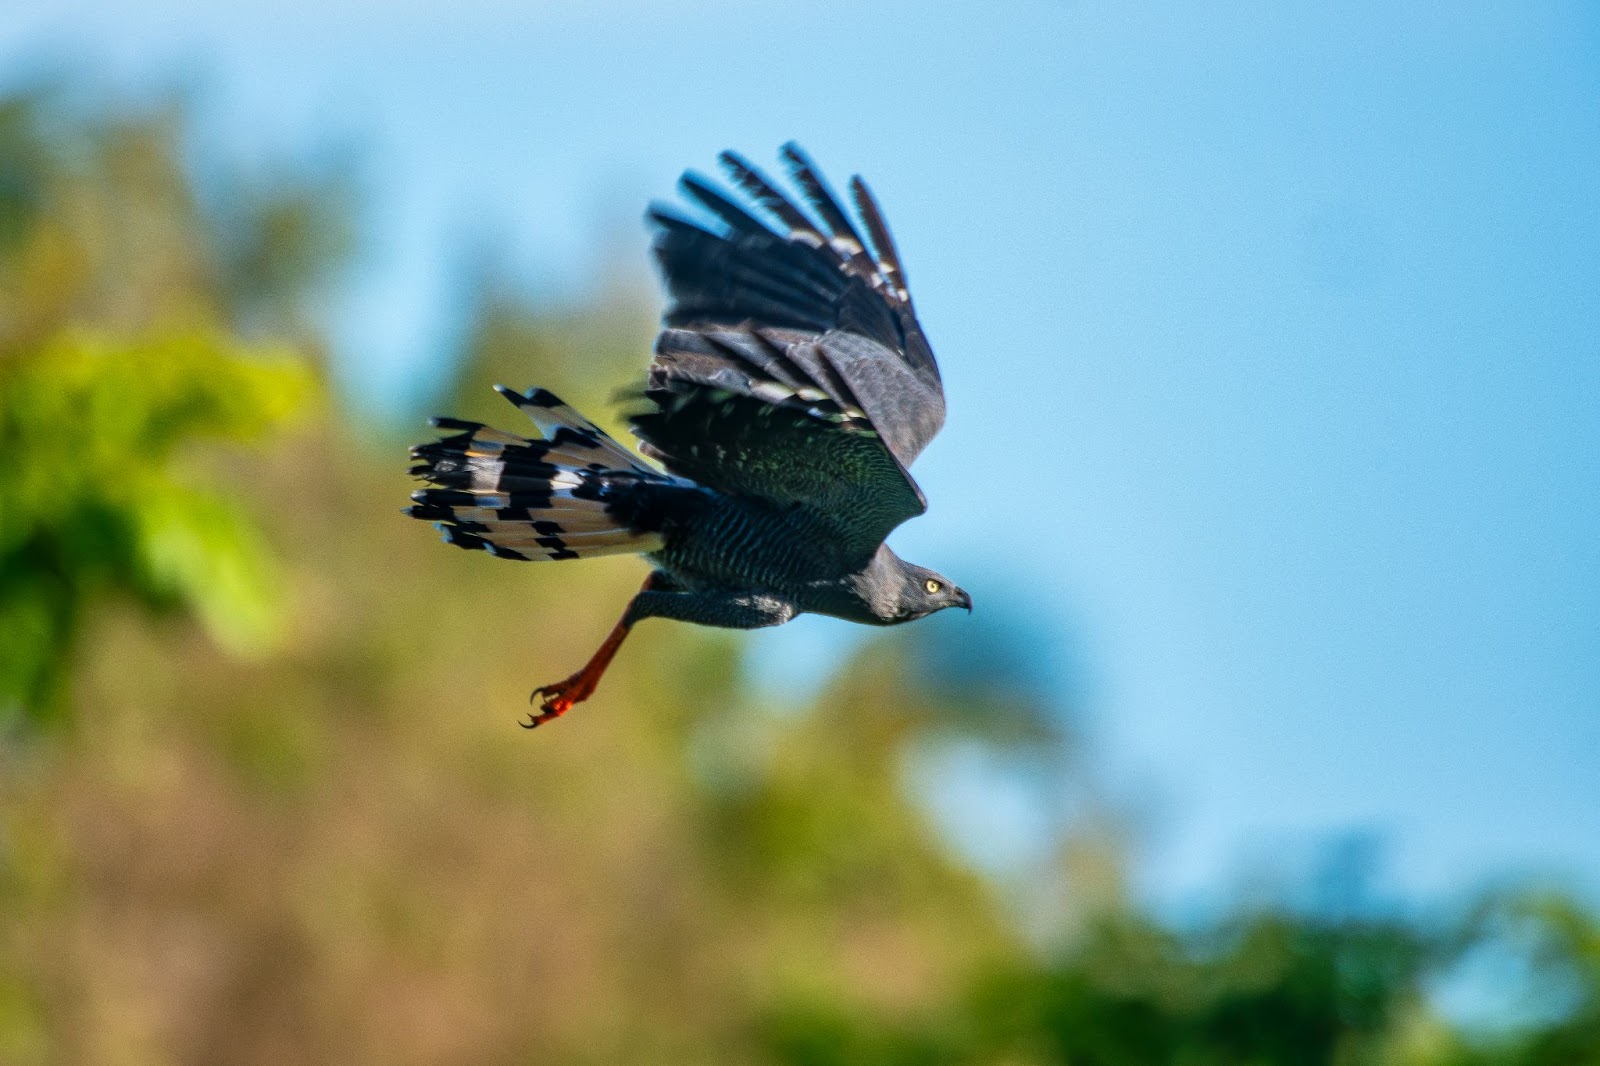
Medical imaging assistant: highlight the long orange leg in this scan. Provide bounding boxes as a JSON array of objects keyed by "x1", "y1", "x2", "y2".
[{"x1": 521, "y1": 574, "x2": 657, "y2": 729}]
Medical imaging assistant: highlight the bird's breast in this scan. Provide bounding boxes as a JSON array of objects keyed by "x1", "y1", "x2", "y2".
[{"x1": 654, "y1": 492, "x2": 854, "y2": 597}]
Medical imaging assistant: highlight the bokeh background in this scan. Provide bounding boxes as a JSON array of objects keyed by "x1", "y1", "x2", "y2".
[{"x1": 2, "y1": 2, "x2": 1598, "y2": 1063}]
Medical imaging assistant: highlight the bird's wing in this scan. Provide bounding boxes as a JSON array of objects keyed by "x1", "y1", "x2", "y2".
[{"x1": 634, "y1": 143, "x2": 943, "y2": 558}]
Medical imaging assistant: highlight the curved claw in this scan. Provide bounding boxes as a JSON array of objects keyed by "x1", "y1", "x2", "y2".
[
  {"x1": 519, "y1": 701, "x2": 557, "y2": 729},
  {"x1": 519, "y1": 679, "x2": 582, "y2": 729},
  {"x1": 517, "y1": 605, "x2": 638, "y2": 732}
]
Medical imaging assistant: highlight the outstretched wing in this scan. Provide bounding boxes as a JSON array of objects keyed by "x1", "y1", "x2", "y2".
[{"x1": 635, "y1": 143, "x2": 944, "y2": 558}]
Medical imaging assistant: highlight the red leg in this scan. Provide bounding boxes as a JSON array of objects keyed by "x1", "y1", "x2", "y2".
[{"x1": 521, "y1": 575, "x2": 655, "y2": 729}]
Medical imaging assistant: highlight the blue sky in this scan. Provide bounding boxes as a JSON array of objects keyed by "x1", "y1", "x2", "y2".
[{"x1": 6, "y1": 0, "x2": 1597, "y2": 906}]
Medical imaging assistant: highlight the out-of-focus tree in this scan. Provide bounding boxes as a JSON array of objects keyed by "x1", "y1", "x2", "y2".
[
  {"x1": 964, "y1": 905, "x2": 1433, "y2": 1066},
  {"x1": 1427, "y1": 891, "x2": 1600, "y2": 1066},
  {"x1": 0, "y1": 80, "x2": 345, "y2": 727},
  {"x1": 0, "y1": 330, "x2": 315, "y2": 725},
  {"x1": 757, "y1": 887, "x2": 1600, "y2": 1066}
]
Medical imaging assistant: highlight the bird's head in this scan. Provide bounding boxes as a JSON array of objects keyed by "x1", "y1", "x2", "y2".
[
  {"x1": 830, "y1": 545, "x2": 970, "y2": 626},
  {"x1": 884, "y1": 558, "x2": 972, "y2": 623}
]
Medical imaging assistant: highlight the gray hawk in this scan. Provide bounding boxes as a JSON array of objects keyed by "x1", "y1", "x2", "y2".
[{"x1": 407, "y1": 143, "x2": 970, "y2": 727}]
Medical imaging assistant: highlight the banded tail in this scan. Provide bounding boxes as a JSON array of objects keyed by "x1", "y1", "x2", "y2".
[{"x1": 406, "y1": 386, "x2": 687, "y2": 562}]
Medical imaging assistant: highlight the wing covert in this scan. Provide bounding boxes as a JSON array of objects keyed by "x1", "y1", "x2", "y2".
[
  {"x1": 630, "y1": 342, "x2": 925, "y2": 563},
  {"x1": 636, "y1": 144, "x2": 945, "y2": 559}
]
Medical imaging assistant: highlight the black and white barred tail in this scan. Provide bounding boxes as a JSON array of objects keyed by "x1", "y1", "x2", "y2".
[{"x1": 406, "y1": 385, "x2": 687, "y2": 562}]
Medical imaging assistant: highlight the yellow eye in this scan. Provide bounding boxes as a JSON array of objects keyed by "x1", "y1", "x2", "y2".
[{"x1": 924, "y1": 579, "x2": 942, "y2": 594}]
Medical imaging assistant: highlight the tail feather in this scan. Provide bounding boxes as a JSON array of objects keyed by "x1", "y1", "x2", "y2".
[
  {"x1": 406, "y1": 502, "x2": 638, "y2": 534},
  {"x1": 435, "y1": 524, "x2": 653, "y2": 562},
  {"x1": 407, "y1": 387, "x2": 686, "y2": 562},
  {"x1": 491, "y1": 385, "x2": 657, "y2": 471}
]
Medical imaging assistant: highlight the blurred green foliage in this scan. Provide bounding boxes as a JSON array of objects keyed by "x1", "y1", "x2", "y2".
[
  {"x1": 0, "y1": 81, "x2": 326, "y2": 727},
  {"x1": 0, "y1": 330, "x2": 316, "y2": 724},
  {"x1": 0, "y1": 73, "x2": 1597, "y2": 1065}
]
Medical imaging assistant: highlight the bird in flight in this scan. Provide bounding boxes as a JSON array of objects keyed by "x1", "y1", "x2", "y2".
[{"x1": 407, "y1": 143, "x2": 969, "y2": 728}]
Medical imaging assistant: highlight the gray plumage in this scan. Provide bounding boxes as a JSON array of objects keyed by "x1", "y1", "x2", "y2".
[{"x1": 406, "y1": 143, "x2": 969, "y2": 725}]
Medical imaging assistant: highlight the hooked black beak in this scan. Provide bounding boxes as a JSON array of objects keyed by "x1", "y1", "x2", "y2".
[{"x1": 955, "y1": 588, "x2": 972, "y2": 614}]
